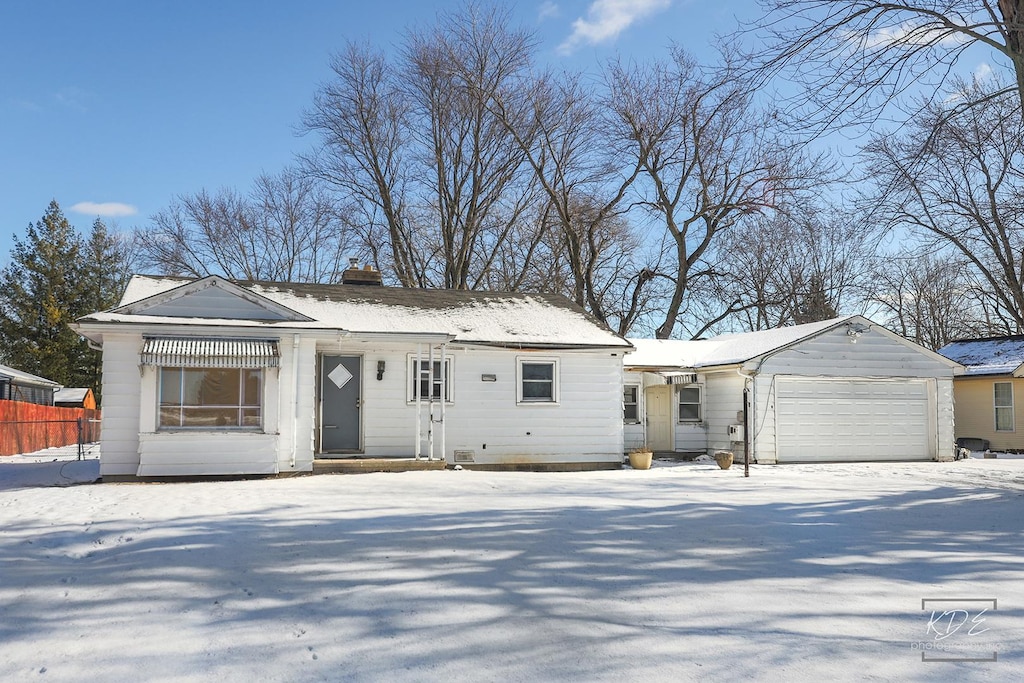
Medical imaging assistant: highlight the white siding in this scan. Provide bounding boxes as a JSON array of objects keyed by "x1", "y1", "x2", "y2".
[
  {"x1": 277, "y1": 336, "x2": 316, "y2": 472},
  {"x1": 137, "y1": 432, "x2": 278, "y2": 475},
  {"x1": 750, "y1": 327, "x2": 955, "y2": 463},
  {"x1": 936, "y1": 378, "x2": 955, "y2": 461},
  {"x1": 752, "y1": 374, "x2": 776, "y2": 464},
  {"x1": 759, "y1": 326, "x2": 953, "y2": 378},
  {"x1": 141, "y1": 287, "x2": 289, "y2": 320},
  {"x1": 704, "y1": 371, "x2": 744, "y2": 455},
  {"x1": 98, "y1": 334, "x2": 143, "y2": 477},
  {"x1": 100, "y1": 330, "x2": 625, "y2": 475},
  {"x1": 126, "y1": 333, "x2": 296, "y2": 479},
  {"x1": 346, "y1": 344, "x2": 624, "y2": 465}
]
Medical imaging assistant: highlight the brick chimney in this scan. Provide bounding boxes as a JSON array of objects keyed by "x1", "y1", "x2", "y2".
[{"x1": 341, "y1": 258, "x2": 383, "y2": 286}]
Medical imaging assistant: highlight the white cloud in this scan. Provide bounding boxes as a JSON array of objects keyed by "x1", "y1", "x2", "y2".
[
  {"x1": 539, "y1": 1, "x2": 560, "y2": 21},
  {"x1": 557, "y1": 0, "x2": 671, "y2": 55},
  {"x1": 70, "y1": 201, "x2": 138, "y2": 218},
  {"x1": 973, "y1": 62, "x2": 994, "y2": 82},
  {"x1": 53, "y1": 86, "x2": 94, "y2": 112}
]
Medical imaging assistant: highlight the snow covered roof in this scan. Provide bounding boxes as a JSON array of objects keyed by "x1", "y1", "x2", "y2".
[
  {"x1": 79, "y1": 275, "x2": 630, "y2": 349},
  {"x1": 627, "y1": 316, "x2": 862, "y2": 369},
  {"x1": 53, "y1": 388, "x2": 92, "y2": 404},
  {"x1": 0, "y1": 363, "x2": 61, "y2": 388},
  {"x1": 938, "y1": 336, "x2": 1024, "y2": 376}
]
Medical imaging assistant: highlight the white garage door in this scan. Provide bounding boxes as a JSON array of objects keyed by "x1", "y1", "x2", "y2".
[{"x1": 775, "y1": 378, "x2": 932, "y2": 462}]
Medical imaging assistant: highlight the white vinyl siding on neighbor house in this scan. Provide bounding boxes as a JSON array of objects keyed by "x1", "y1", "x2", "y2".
[{"x1": 994, "y1": 382, "x2": 1014, "y2": 431}]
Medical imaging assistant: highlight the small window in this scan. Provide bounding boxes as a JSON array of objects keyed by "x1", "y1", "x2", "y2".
[
  {"x1": 995, "y1": 382, "x2": 1014, "y2": 432},
  {"x1": 517, "y1": 358, "x2": 558, "y2": 404},
  {"x1": 624, "y1": 385, "x2": 640, "y2": 423},
  {"x1": 678, "y1": 385, "x2": 701, "y2": 422},
  {"x1": 159, "y1": 367, "x2": 262, "y2": 429},
  {"x1": 408, "y1": 357, "x2": 452, "y2": 402}
]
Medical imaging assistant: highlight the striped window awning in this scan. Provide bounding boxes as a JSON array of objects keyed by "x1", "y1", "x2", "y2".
[
  {"x1": 660, "y1": 371, "x2": 697, "y2": 385},
  {"x1": 140, "y1": 337, "x2": 280, "y2": 368}
]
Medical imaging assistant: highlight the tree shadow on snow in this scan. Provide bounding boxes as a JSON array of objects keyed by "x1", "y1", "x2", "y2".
[{"x1": 1, "y1": 471, "x2": 1021, "y2": 679}]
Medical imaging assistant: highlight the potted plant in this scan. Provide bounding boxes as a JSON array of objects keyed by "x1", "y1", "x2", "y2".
[
  {"x1": 714, "y1": 450, "x2": 734, "y2": 470},
  {"x1": 628, "y1": 445, "x2": 653, "y2": 470}
]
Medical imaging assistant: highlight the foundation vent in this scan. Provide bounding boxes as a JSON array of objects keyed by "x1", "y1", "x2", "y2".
[{"x1": 454, "y1": 450, "x2": 476, "y2": 463}]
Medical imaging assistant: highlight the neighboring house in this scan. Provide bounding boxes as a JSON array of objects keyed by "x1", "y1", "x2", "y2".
[
  {"x1": 937, "y1": 336, "x2": 1024, "y2": 452},
  {"x1": 71, "y1": 270, "x2": 631, "y2": 479},
  {"x1": 624, "y1": 316, "x2": 962, "y2": 463},
  {"x1": 54, "y1": 388, "x2": 97, "y2": 410},
  {"x1": 0, "y1": 364, "x2": 61, "y2": 406}
]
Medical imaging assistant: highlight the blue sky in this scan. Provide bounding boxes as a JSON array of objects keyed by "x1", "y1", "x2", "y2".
[{"x1": 0, "y1": 0, "x2": 744, "y2": 264}]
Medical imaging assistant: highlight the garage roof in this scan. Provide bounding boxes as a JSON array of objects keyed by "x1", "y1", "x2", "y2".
[{"x1": 627, "y1": 316, "x2": 859, "y2": 369}]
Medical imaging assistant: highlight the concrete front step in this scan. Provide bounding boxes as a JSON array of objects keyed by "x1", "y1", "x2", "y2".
[{"x1": 312, "y1": 458, "x2": 447, "y2": 474}]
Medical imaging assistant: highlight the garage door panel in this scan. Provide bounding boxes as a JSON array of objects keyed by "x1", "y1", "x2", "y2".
[{"x1": 775, "y1": 379, "x2": 932, "y2": 462}]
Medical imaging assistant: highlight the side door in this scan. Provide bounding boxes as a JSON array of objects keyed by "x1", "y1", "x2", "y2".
[{"x1": 320, "y1": 355, "x2": 361, "y2": 452}]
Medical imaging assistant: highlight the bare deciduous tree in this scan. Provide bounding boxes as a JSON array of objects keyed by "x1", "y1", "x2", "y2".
[
  {"x1": 302, "y1": 42, "x2": 422, "y2": 286},
  {"x1": 303, "y1": 5, "x2": 542, "y2": 290},
  {"x1": 140, "y1": 168, "x2": 352, "y2": 282},
  {"x1": 749, "y1": 0, "x2": 1024, "y2": 131},
  {"x1": 864, "y1": 78, "x2": 1024, "y2": 332},
  {"x1": 868, "y1": 249, "x2": 988, "y2": 349},
  {"x1": 713, "y1": 209, "x2": 875, "y2": 332},
  {"x1": 482, "y1": 65, "x2": 654, "y2": 332},
  {"x1": 607, "y1": 50, "x2": 823, "y2": 338}
]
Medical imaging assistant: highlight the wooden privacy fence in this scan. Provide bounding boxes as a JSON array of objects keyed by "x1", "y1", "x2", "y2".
[{"x1": 0, "y1": 400, "x2": 101, "y2": 457}]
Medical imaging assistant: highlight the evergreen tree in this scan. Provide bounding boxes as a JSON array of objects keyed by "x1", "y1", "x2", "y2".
[
  {"x1": 0, "y1": 201, "x2": 128, "y2": 401},
  {"x1": 792, "y1": 274, "x2": 838, "y2": 325}
]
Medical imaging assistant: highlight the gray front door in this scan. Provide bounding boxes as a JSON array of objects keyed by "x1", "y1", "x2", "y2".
[{"x1": 321, "y1": 355, "x2": 361, "y2": 452}]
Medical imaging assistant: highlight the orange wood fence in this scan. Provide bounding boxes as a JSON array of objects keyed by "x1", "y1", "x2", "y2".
[{"x1": 0, "y1": 400, "x2": 101, "y2": 456}]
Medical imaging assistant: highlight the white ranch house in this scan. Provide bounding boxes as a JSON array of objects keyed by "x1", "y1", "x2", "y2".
[
  {"x1": 73, "y1": 272, "x2": 631, "y2": 479},
  {"x1": 624, "y1": 316, "x2": 962, "y2": 463}
]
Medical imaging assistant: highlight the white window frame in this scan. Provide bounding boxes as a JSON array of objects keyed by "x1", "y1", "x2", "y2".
[
  {"x1": 407, "y1": 355, "x2": 454, "y2": 403},
  {"x1": 516, "y1": 357, "x2": 559, "y2": 405},
  {"x1": 623, "y1": 383, "x2": 641, "y2": 424},
  {"x1": 158, "y1": 366, "x2": 263, "y2": 430},
  {"x1": 994, "y1": 381, "x2": 1014, "y2": 432},
  {"x1": 677, "y1": 384, "x2": 702, "y2": 423}
]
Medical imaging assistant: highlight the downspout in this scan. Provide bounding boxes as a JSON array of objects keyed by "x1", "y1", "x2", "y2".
[
  {"x1": 290, "y1": 334, "x2": 300, "y2": 469},
  {"x1": 427, "y1": 343, "x2": 435, "y2": 461},
  {"x1": 415, "y1": 344, "x2": 422, "y2": 460},
  {"x1": 439, "y1": 342, "x2": 447, "y2": 464}
]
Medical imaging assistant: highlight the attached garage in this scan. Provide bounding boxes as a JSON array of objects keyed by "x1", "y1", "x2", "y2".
[
  {"x1": 774, "y1": 378, "x2": 932, "y2": 462},
  {"x1": 625, "y1": 315, "x2": 962, "y2": 464}
]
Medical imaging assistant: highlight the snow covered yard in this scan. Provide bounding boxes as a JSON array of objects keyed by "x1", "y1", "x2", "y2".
[{"x1": 1, "y1": 455, "x2": 1022, "y2": 681}]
